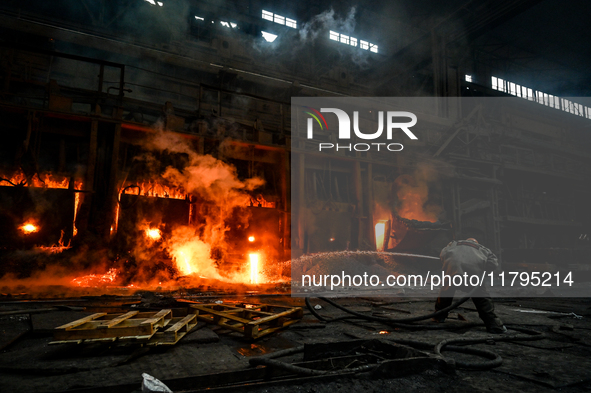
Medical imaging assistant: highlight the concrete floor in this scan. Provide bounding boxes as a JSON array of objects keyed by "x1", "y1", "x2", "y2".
[{"x1": 0, "y1": 295, "x2": 590, "y2": 393}]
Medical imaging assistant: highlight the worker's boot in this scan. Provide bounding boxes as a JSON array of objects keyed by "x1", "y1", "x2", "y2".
[{"x1": 472, "y1": 297, "x2": 507, "y2": 334}]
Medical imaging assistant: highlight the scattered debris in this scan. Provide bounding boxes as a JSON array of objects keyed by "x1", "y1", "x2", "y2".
[{"x1": 142, "y1": 373, "x2": 172, "y2": 393}]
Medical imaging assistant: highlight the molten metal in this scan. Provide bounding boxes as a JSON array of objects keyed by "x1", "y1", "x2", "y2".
[
  {"x1": 20, "y1": 223, "x2": 38, "y2": 234},
  {"x1": 71, "y1": 268, "x2": 118, "y2": 287},
  {"x1": 375, "y1": 222, "x2": 386, "y2": 251},
  {"x1": 249, "y1": 253, "x2": 259, "y2": 284},
  {"x1": 248, "y1": 236, "x2": 255, "y2": 242},
  {"x1": 146, "y1": 228, "x2": 162, "y2": 240}
]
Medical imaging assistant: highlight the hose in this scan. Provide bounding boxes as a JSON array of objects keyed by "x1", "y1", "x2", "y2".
[
  {"x1": 248, "y1": 345, "x2": 379, "y2": 376},
  {"x1": 304, "y1": 296, "x2": 546, "y2": 370}
]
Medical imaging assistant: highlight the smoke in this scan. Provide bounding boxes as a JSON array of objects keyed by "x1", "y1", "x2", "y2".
[
  {"x1": 165, "y1": 225, "x2": 220, "y2": 278},
  {"x1": 136, "y1": 127, "x2": 264, "y2": 280},
  {"x1": 393, "y1": 162, "x2": 444, "y2": 222},
  {"x1": 299, "y1": 7, "x2": 357, "y2": 43}
]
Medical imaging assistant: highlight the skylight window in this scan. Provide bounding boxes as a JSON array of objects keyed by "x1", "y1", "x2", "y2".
[
  {"x1": 465, "y1": 75, "x2": 472, "y2": 82},
  {"x1": 261, "y1": 31, "x2": 278, "y2": 42},
  {"x1": 262, "y1": 10, "x2": 297, "y2": 28},
  {"x1": 490, "y1": 76, "x2": 591, "y2": 119},
  {"x1": 220, "y1": 21, "x2": 237, "y2": 28},
  {"x1": 195, "y1": 16, "x2": 204, "y2": 21},
  {"x1": 262, "y1": 10, "x2": 273, "y2": 21},
  {"x1": 144, "y1": 0, "x2": 163, "y2": 6},
  {"x1": 330, "y1": 31, "x2": 375, "y2": 51}
]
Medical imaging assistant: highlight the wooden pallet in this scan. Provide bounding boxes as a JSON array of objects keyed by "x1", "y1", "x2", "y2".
[
  {"x1": 52, "y1": 309, "x2": 173, "y2": 342},
  {"x1": 147, "y1": 314, "x2": 198, "y2": 346},
  {"x1": 190, "y1": 304, "x2": 303, "y2": 339}
]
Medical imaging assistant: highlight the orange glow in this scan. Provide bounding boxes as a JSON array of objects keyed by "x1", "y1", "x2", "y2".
[
  {"x1": 249, "y1": 253, "x2": 259, "y2": 284},
  {"x1": 146, "y1": 227, "x2": 162, "y2": 240},
  {"x1": 71, "y1": 268, "x2": 118, "y2": 287},
  {"x1": 122, "y1": 180, "x2": 186, "y2": 199},
  {"x1": 375, "y1": 222, "x2": 386, "y2": 251},
  {"x1": 250, "y1": 195, "x2": 275, "y2": 208},
  {"x1": 20, "y1": 223, "x2": 38, "y2": 234},
  {"x1": 248, "y1": 236, "x2": 255, "y2": 242},
  {"x1": 73, "y1": 192, "x2": 80, "y2": 237},
  {"x1": 38, "y1": 230, "x2": 71, "y2": 253},
  {"x1": 379, "y1": 331, "x2": 389, "y2": 335},
  {"x1": 0, "y1": 170, "x2": 82, "y2": 190},
  {"x1": 329, "y1": 237, "x2": 335, "y2": 242}
]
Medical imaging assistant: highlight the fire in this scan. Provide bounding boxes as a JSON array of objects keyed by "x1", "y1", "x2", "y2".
[
  {"x1": 145, "y1": 227, "x2": 162, "y2": 241},
  {"x1": 249, "y1": 195, "x2": 275, "y2": 208},
  {"x1": 394, "y1": 168, "x2": 441, "y2": 223},
  {"x1": 71, "y1": 268, "x2": 118, "y2": 287},
  {"x1": 20, "y1": 222, "x2": 38, "y2": 234},
  {"x1": 122, "y1": 180, "x2": 186, "y2": 199},
  {"x1": 375, "y1": 222, "x2": 386, "y2": 251},
  {"x1": 0, "y1": 170, "x2": 83, "y2": 190},
  {"x1": 248, "y1": 236, "x2": 255, "y2": 242},
  {"x1": 37, "y1": 230, "x2": 71, "y2": 253},
  {"x1": 379, "y1": 331, "x2": 389, "y2": 335},
  {"x1": 249, "y1": 253, "x2": 259, "y2": 284},
  {"x1": 179, "y1": 251, "x2": 192, "y2": 274},
  {"x1": 73, "y1": 192, "x2": 80, "y2": 237}
]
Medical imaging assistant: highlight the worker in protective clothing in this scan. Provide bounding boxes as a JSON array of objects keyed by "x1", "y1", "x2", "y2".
[{"x1": 433, "y1": 238, "x2": 507, "y2": 334}]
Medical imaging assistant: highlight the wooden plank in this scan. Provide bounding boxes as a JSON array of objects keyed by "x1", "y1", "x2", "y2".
[
  {"x1": 99, "y1": 311, "x2": 139, "y2": 328},
  {"x1": 55, "y1": 313, "x2": 106, "y2": 330},
  {"x1": 249, "y1": 308, "x2": 301, "y2": 326},
  {"x1": 149, "y1": 315, "x2": 198, "y2": 345},
  {"x1": 54, "y1": 325, "x2": 155, "y2": 340},
  {"x1": 192, "y1": 306, "x2": 252, "y2": 324},
  {"x1": 141, "y1": 309, "x2": 172, "y2": 327}
]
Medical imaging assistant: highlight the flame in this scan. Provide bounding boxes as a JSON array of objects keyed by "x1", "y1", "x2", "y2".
[
  {"x1": 379, "y1": 331, "x2": 389, "y2": 335},
  {"x1": 248, "y1": 236, "x2": 255, "y2": 242},
  {"x1": 20, "y1": 222, "x2": 38, "y2": 234},
  {"x1": 250, "y1": 195, "x2": 275, "y2": 208},
  {"x1": 146, "y1": 227, "x2": 162, "y2": 241},
  {"x1": 71, "y1": 268, "x2": 118, "y2": 287},
  {"x1": 37, "y1": 230, "x2": 71, "y2": 253},
  {"x1": 395, "y1": 169, "x2": 441, "y2": 223},
  {"x1": 249, "y1": 253, "x2": 259, "y2": 284},
  {"x1": 73, "y1": 192, "x2": 80, "y2": 237},
  {"x1": 375, "y1": 222, "x2": 386, "y2": 251},
  {"x1": 179, "y1": 251, "x2": 192, "y2": 275},
  {"x1": 122, "y1": 180, "x2": 186, "y2": 199},
  {"x1": 0, "y1": 170, "x2": 83, "y2": 190},
  {"x1": 112, "y1": 203, "x2": 120, "y2": 234}
]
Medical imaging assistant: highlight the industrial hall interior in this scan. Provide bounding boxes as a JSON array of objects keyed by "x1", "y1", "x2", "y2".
[{"x1": 0, "y1": 1, "x2": 590, "y2": 393}]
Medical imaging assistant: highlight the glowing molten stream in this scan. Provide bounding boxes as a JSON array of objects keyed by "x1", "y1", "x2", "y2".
[
  {"x1": 375, "y1": 222, "x2": 386, "y2": 251},
  {"x1": 146, "y1": 228, "x2": 162, "y2": 240},
  {"x1": 249, "y1": 253, "x2": 259, "y2": 284},
  {"x1": 248, "y1": 236, "x2": 255, "y2": 242},
  {"x1": 20, "y1": 223, "x2": 38, "y2": 234}
]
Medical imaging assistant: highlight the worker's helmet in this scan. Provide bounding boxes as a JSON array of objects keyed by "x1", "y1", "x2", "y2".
[{"x1": 466, "y1": 238, "x2": 478, "y2": 244}]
